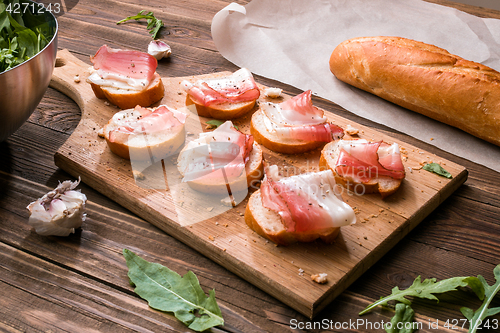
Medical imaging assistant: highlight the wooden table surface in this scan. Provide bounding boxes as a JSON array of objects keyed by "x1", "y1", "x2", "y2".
[{"x1": 1, "y1": 0, "x2": 499, "y2": 332}]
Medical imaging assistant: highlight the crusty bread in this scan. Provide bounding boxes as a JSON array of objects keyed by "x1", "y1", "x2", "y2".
[
  {"x1": 245, "y1": 190, "x2": 340, "y2": 246},
  {"x1": 250, "y1": 109, "x2": 326, "y2": 154},
  {"x1": 90, "y1": 73, "x2": 164, "y2": 109},
  {"x1": 329, "y1": 36, "x2": 500, "y2": 147},
  {"x1": 178, "y1": 142, "x2": 263, "y2": 194},
  {"x1": 186, "y1": 94, "x2": 256, "y2": 119},
  {"x1": 103, "y1": 108, "x2": 185, "y2": 160},
  {"x1": 319, "y1": 141, "x2": 402, "y2": 198}
]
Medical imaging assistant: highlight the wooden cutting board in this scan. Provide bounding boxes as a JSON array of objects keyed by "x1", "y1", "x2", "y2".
[{"x1": 50, "y1": 49, "x2": 467, "y2": 319}]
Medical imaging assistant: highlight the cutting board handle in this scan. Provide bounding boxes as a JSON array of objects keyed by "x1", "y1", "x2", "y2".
[{"x1": 49, "y1": 49, "x2": 93, "y2": 112}]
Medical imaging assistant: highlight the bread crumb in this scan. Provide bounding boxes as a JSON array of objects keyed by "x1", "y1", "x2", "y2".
[
  {"x1": 311, "y1": 273, "x2": 328, "y2": 284},
  {"x1": 215, "y1": 221, "x2": 219, "y2": 225},
  {"x1": 207, "y1": 207, "x2": 214, "y2": 212},
  {"x1": 221, "y1": 197, "x2": 237, "y2": 207},
  {"x1": 208, "y1": 235, "x2": 215, "y2": 241},
  {"x1": 298, "y1": 268, "x2": 305, "y2": 276},
  {"x1": 106, "y1": 167, "x2": 112, "y2": 171},
  {"x1": 345, "y1": 124, "x2": 360, "y2": 136},
  {"x1": 104, "y1": 101, "x2": 110, "y2": 106},
  {"x1": 264, "y1": 87, "x2": 282, "y2": 98},
  {"x1": 74, "y1": 75, "x2": 80, "y2": 83},
  {"x1": 132, "y1": 170, "x2": 145, "y2": 180}
]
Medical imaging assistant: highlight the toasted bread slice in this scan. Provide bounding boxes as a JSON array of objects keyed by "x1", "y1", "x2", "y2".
[
  {"x1": 103, "y1": 107, "x2": 186, "y2": 160},
  {"x1": 250, "y1": 109, "x2": 326, "y2": 154},
  {"x1": 245, "y1": 190, "x2": 340, "y2": 246},
  {"x1": 178, "y1": 142, "x2": 263, "y2": 194},
  {"x1": 319, "y1": 141, "x2": 402, "y2": 198},
  {"x1": 186, "y1": 94, "x2": 256, "y2": 119},
  {"x1": 90, "y1": 73, "x2": 164, "y2": 109}
]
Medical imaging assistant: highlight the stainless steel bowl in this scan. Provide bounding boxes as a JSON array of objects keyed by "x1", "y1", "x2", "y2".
[{"x1": 0, "y1": 3, "x2": 58, "y2": 142}]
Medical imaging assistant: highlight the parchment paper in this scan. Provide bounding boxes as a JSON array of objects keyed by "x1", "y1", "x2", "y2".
[{"x1": 211, "y1": 0, "x2": 500, "y2": 173}]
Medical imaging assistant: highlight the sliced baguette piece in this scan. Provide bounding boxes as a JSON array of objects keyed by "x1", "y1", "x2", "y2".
[
  {"x1": 90, "y1": 72, "x2": 164, "y2": 110},
  {"x1": 250, "y1": 109, "x2": 326, "y2": 154},
  {"x1": 186, "y1": 94, "x2": 256, "y2": 119},
  {"x1": 245, "y1": 190, "x2": 340, "y2": 246},
  {"x1": 103, "y1": 106, "x2": 186, "y2": 161},
  {"x1": 319, "y1": 141, "x2": 402, "y2": 198},
  {"x1": 183, "y1": 69, "x2": 260, "y2": 119},
  {"x1": 177, "y1": 142, "x2": 263, "y2": 194}
]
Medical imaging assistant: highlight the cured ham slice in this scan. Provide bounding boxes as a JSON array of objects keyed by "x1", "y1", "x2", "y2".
[
  {"x1": 261, "y1": 90, "x2": 344, "y2": 142},
  {"x1": 274, "y1": 123, "x2": 344, "y2": 142},
  {"x1": 181, "y1": 68, "x2": 260, "y2": 106},
  {"x1": 335, "y1": 140, "x2": 405, "y2": 182},
  {"x1": 261, "y1": 165, "x2": 356, "y2": 233},
  {"x1": 178, "y1": 121, "x2": 254, "y2": 183},
  {"x1": 262, "y1": 90, "x2": 327, "y2": 127},
  {"x1": 108, "y1": 105, "x2": 187, "y2": 143},
  {"x1": 89, "y1": 45, "x2": 158, "y2": 90}
]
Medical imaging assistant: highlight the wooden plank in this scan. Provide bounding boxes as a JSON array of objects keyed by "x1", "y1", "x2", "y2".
[
  {"x1": 49, "y1": 49, "x2": 467, "y2": 318},
  {"x1": 0, "y1": 171, "x2": 287, "y2": 332},
  {"x1": 2, "y1": 171, "x2": 497, "y2": 332}
]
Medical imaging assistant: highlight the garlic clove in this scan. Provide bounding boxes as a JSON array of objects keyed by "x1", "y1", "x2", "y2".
[
  {"x1": 26, "y1": 178, "x2": 87, "y2": 236},
  {"x1": 148, "y1": 40, "x2": 172, "y2": 60}
]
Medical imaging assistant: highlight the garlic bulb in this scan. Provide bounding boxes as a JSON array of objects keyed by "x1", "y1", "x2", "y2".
[
  {"x1": 26, "y1": 178, "x2": 87, "y2": 236},
  {"x1": 148, "y1": 40, "x2": 172, "y2": 60}
]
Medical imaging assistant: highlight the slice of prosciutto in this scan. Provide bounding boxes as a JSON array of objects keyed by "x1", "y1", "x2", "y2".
[
  {"x1": 181, "y1": 68, "x2": 260, "y2": 106},
  {"x1": 334, "y1": 139, "x2": 405, "y2": 182},
  {"x1": 88, "y1": 45, "x2": 158, "y2": 91},
  {"x1": 261, "y1": 90, "x2": 344, "y2": 142},
  {"x1": 108, "y1": 105, "x2": 187, "y2": 143},
  {"x1": 261, "y1": 165, "x2": 356, "y2": 233},
  {"x1": 177, "y1": 121, "x2": 254, "y2": 183}
]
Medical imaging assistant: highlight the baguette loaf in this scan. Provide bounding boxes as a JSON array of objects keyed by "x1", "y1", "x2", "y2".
[{"x1": 329, "y1": 36, "x2": 500, "y2": 147}]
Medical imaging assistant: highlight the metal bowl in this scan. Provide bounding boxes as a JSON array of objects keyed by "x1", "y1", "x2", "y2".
[{"x1": 0, "y1": 3, "x2": 58, "y2": 142}]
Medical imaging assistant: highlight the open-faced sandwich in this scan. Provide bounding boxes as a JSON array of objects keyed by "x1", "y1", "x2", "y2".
[
  {"x1": 320, "y1": 139, "x2": 406, "y2": 198},
  {"x1": 102, "y1": 105, "x2": 187, "y2": 160},
  {"x1": 245, "y1": 164, "x2": 356, "y2": 246},
  {"x1": 177, "y1": 121, "x2": 263, "y2": 194},
  {"x1": 251, "y1": 90, "x2": 344, "y2": 154},
  {"x1": 181, "y1": 68, "x2": 260, "y2": 119},
  {"x1": 87, "y1": 45, "x2": 164, "y2": 109}
]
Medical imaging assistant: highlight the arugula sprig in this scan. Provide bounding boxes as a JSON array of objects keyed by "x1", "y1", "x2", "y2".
[
  {"x1": 360, "y1": 266, "x2": 500, "y2": 333},
  {"x1": 359, "y1": 275, "x2": 481, "y2": 315},
  {"x1": 117, "y1": 10, "x2": 164, "y2": 39},
  {"x1": 461, "y1": 265, "x2": 500, "y2": 333}
]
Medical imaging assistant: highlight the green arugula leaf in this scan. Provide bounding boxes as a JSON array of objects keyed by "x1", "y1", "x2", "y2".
[
  {"x1": 386, "y1": 303, "x2": 416, "y2": 333},
  {"x1": 460, "y1": 264, "x2": 500, "y2": 333},
  {"x1": 0, "y1": 0, "x2": 55, "y2": 73},
  {"x1": 206, "y1": 119, "x2": 239, "y2": 130},
  {"x1": 422, "y1": 162, "x2": 453, "y2": 179},
  {"x1": 117, "y1": 10, "x2": 164, "y2": 39},
  {"x1": 123, "y1": 249, "x2": 224, "y2": 332},
  {"x1": 359, "y1": 276, "x2": 480, "y2": 315}
]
